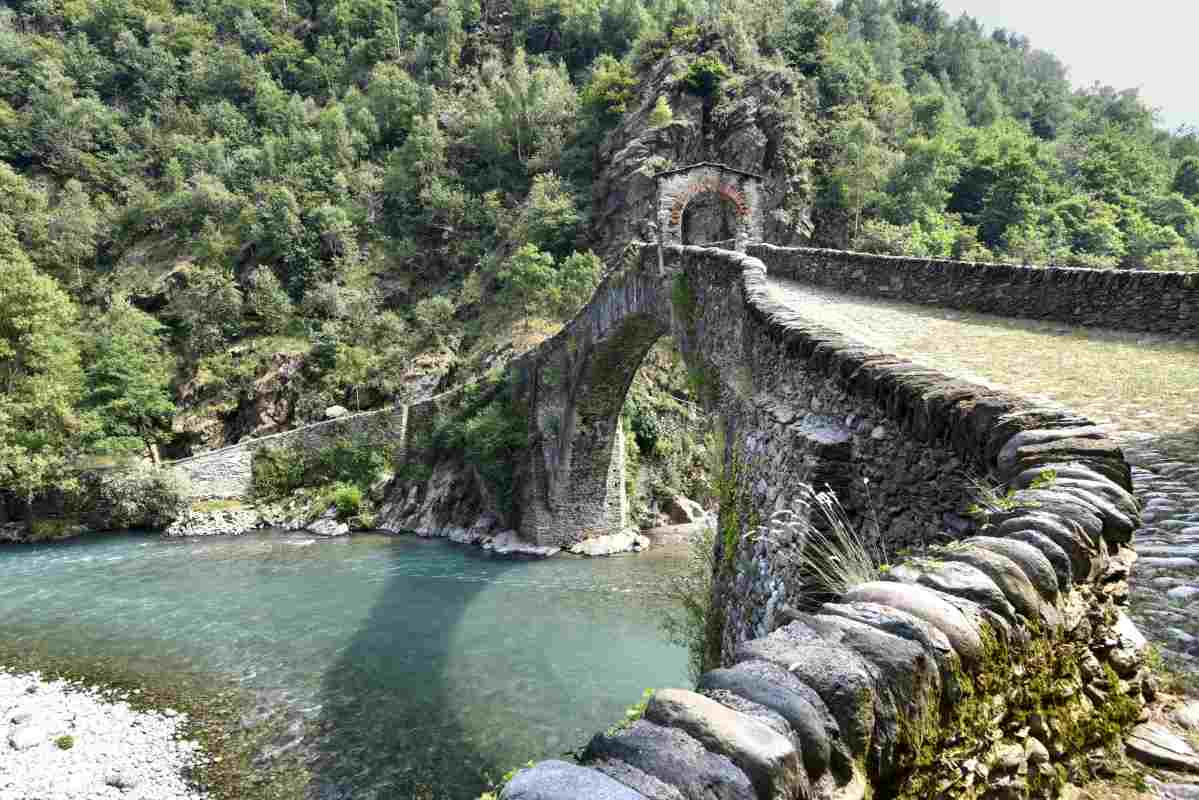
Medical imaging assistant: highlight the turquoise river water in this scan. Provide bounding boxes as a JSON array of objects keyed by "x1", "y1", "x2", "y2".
[{"x1": 0, "y1": 530, "x2": 690, "y2": 799}]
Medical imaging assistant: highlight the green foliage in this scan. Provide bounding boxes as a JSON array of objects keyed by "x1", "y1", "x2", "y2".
[
  {"x1": 500, "y1": 243, "x2": 559, "y2": 326},
  {"x1": 252, "y1": 437, "x2": 391, "y2": 500},
  {"x1": 81, "y1": 299, "x2": 176, "y2": 459},
  {"x1": 648, "y1": 95, "x2": 674, "y2": 127},
  {"x1": 89, "y1": 467, "x2": 190, "y2": 530},
  {"x1": 460, "y1": 397, "x2": 529, "y2": 518},
  {"x1": 681, "y1": 55, "x2": 729, "y2": 97},
  {"x1": 54, "y1": 735, "x2": 75, "y2": 750},
  {"x1": 581, "y1": 54, "x2": 638, "y2": 122},
  {"x1": 1175, "y1": 157, "x2": 1199, "y2": 201},
  {"x1": 661, "y1": 516, "x2": 719, "y2": 683},
  {"x1": 0, "y1": 230, "x2": 84, "y2": 521},
  {"x1": 605, "y1": 688, "x2": 655, "y2": 735},
  {"x1": 331, "y1": 483, "x2": 364, "y2": 519}
]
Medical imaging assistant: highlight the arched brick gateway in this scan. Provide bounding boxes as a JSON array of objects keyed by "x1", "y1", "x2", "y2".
[{"x1": 655, "y1": 162, "x2": 765, "y2": 251}]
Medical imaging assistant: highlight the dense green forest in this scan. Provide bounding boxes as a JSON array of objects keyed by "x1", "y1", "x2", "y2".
[{"x1": 2, "y1": 0, "x2": 1198, "y2": 514}]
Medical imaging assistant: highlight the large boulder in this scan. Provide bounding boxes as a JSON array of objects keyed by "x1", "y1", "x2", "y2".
[
  {"x1": 665, "y1": 496, "x2": 706, "y2": 525},
  {"x1": 569, "y1": 530, "x2": 650, "y2": 556},
  {"x1": 308, "y1": 517, "x2": 349, "y2": 537}
]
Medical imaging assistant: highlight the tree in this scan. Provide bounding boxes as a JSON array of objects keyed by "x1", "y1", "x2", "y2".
[
  {"x1": 649, "y1": 95, "x2": 673, "y2": 127},
  {"x1": 1174, "y1": 157, "x2": 1199, "y2": 201},
  {"x1": 0, "y1": 230, "x2": 84, "y2": 528},
  {"x1": 81, "y1": 299, "x2": 176, "y2": 463},
  {"x1": 509, "y1": 172, "x2": 580, "y2": 258},
  {"x1": 245, "y1": 268, "x2": 295, "y2": 334},
  {"x1": 557, "y1": 249, "x2": 601, "y2": 315},
  {"x1": 499, "y1": 243, "x2": 558, "y2": 328},
  {"x1": 823, "y1": 109, "x2": 894, "y2": 240}
]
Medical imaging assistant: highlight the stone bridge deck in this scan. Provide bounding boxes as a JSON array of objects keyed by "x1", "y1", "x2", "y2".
[{"x1": 767, "y1": 276, "x2": 1199, "y2": 673}]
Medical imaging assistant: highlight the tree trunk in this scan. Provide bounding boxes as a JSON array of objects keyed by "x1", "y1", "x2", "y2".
[{"x1": 148, "y1": 442, "x2": 161, "y2": 467}]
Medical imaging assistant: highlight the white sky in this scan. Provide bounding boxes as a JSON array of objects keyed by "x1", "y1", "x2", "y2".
[{"x1": 935, "y1": 1, "x2": 1199, "y2": 131}]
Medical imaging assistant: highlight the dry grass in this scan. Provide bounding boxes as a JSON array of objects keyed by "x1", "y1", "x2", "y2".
[{"x1": 766, "y1": 280, "x2": 1199, "y2": 440}]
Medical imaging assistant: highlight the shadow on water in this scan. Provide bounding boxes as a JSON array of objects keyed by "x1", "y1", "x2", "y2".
[{"x1": 308, "y1": 539, "x2": 523, "y2": 800}]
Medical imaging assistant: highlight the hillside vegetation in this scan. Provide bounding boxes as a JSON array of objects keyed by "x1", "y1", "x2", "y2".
[{"x1": 2, "y1": 0, "x2": 1197, "y2": 520}]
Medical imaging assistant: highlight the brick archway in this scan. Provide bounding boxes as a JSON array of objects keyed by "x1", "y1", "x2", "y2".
[{"x1": 655, "y1": 162, "x2": 765, "y2": 251}]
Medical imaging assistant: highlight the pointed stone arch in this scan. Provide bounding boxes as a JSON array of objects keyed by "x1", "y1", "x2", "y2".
[{"x1": 655, "y1": 162, "x2": 765, "y2": 251}]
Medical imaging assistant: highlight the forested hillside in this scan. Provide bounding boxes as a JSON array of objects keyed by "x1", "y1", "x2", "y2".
[{"x1": 2, "y1": 0, "x2": 1198, "y2": 514}]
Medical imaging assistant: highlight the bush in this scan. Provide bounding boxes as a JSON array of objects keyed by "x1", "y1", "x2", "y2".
[
  {"x1": 331, "y1": 483, "x2": 363, "y2": 519},
  {"x1": 252, "y1": 438, "x2": 392, "y2": 500},
  {"x1": 681, "y1": 55, "x2": 729, "y2": 98},
  {"x1": 251, "y1": 447, "x2": 308, "y2": 499},
  {"x1": 88, "y1": 468, "x2": 190, "y2": 530}
]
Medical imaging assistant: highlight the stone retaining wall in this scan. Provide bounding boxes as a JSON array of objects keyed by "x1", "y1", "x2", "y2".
[
  {"x1": 168, "y1": 406, "x2": 407, "y2": 499},
  {"x1": 750, "y1": 243, "x2": 1199, "y2": 337},
  {"x1": 502, "y1": 246, "x2": 1149, "y2": 800}
]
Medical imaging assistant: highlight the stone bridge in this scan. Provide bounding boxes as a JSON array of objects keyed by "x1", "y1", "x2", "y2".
[{"x1": 473, "y1": 165, "x2": 1198, "y2": 799}]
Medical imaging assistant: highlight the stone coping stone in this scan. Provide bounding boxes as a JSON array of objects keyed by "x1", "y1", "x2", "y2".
[
  {"x1": 500, "y1": 760, "x2": 647, "y2": 800},
  {"x1": 842, "y1": 580, "x2": 985, "y2": 665},
  {"x1": 936, "y1": 544, "x2": 1058, "y2": 629},
  {"x1": 697, "y1": 661, "x2": 836, "y2": 780},
  {"x1": 737, "y1": 628, "x2": 877, "y2": 761},
  {"x1": 584, "y1": 720, "x2": 756, "y2": 800},
  {"x1": 1004, "y1": 529, "x2": 1074, "y2": 591},
  {"x1": 821, "y1": 601, "x2": 959, "y2": 695},
  {"x1": 963, "y1": 537, "x2": 1060, "y2": 605},
  {"x1": 884, "y1": 561, "x2": 1017, "y2": 626},
  {"x1": 990, "y1": 512, "x2": 1103, "y2": 583},
  {"x1": 644, "y1": 689, "x2": 805, "y2": 800}
]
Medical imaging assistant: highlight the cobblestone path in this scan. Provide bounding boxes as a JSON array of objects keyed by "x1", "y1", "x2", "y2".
[{"x1": 767, "y1": 277, "x2": 1199, "y2": 678}]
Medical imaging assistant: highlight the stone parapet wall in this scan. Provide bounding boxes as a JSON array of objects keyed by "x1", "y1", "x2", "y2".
[
  {"x1": 169, "y1": 406, "x2": 407, "y2": 499},
  {"x1": 502, "y1": 245, "x2": 1150, "y2": 800},
  {"x1": 749, "y1": 243, "x2": 1199, "y2": 337}
]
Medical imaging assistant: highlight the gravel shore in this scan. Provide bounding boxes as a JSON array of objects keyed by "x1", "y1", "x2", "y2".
[{"x1": 0, "y1": 669, "x2": 205, "y2": 800}]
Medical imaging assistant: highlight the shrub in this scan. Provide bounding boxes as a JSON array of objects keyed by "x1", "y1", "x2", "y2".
[
  {"x1": 661, "y1": 518, "x2": 719, "y2": 683},
  {"x1": 681, "y1": 55, "x2": 729, "y2": 98},
  {"x1": 252, "y1": 438, "x2": 391, "y2": 500},
  {"x1": 54, "y1": 735, "x2": 74, "y2": 750},
  {"x1": 331, "y1": 483, "x2": 363, "y2": 519},
  {"x1": 649, "y1": 95, "x2": 673, "y2": 127},
  {"x1": 87, "y1": 468, "x2": 190, "y2": 530},
  {"x1": 251, "y1": 446, "x2": 308, "y2": 500}
]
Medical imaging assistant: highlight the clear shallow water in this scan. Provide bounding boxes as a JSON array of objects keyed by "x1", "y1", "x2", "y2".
[{"x1": 0, "y1": 530, "x2": 690, "y2": 799}]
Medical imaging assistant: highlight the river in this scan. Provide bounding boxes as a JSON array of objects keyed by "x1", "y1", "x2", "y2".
[{"x1": 0, "y1": 530, "x2": 691, "y2": 798}]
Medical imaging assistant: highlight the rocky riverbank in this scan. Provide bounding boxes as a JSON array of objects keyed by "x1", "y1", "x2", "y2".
[{"x1": 0, "y1": 669, "x2": 205, "y2": 800}]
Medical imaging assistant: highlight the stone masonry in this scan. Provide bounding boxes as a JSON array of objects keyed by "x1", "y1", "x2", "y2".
[
  {"x1": 657, "y1": 162, "x2": 765, "y2": 251},
  {"x1": 500, "y1": 243, "x2": 1158, "y2": 800},
  {"x1": 751, "y1": 243, "x2": 1199, "y2": 338},
  {"x1": 168, "y1": 406, "x2": 407, "y2": 499}
]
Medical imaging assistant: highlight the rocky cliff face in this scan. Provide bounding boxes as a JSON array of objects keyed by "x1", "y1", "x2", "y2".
[{"x1": 589, "y1": 40, "x2": 814, "y2": 257}]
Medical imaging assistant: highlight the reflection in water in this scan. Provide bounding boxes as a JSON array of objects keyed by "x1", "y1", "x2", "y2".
[{"x1": 0, "y1": 531, "x2": 689, "y2": 799}]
